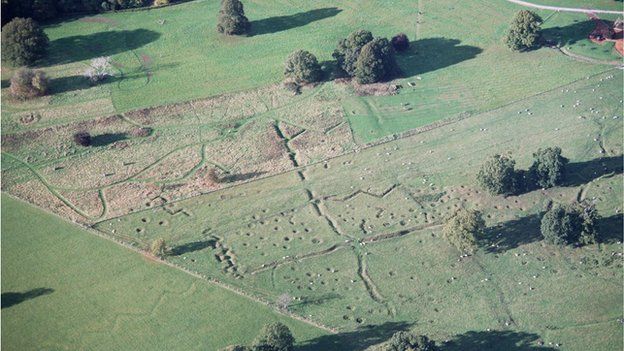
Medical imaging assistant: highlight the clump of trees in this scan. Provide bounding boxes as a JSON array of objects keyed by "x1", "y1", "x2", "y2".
[
  {"x1": 391, "y1": 33, "x2": 410, "y2": 52},
  {"x1": 442, "y1": 208, "x2": 485, "y2": 254},
  {"x1": 333, "y1": 29, "x2": 398, "y2": 84},
  {"x1": 217, "y1": 0, "x2": 250, "y2": 36},
  {"x1": 9, "y1": 68, "x2": 49, "y2": 100},
  {"x1": 529, "y1": 147, "x2": 568, "y2": 188},
  {"x1": 150, "y1": 238, "x2": 167, "y2": 257},
  {"x1": 477, "y1": 154, "x2": 519, "y2": 196},
  {"x1": 84, "y1": 56, "x2": 115, "y2": 84},
  {"x1": 504, "y1": 10, "x2": 543, "y2": 51},
  {"x1": 1, "y1": 18, "x2": 49, "y2": 66},
  {"x1": 221, "y1": 322, "x2": 294, "y2": 351},
  {"x1": 382, "y1": 331, "x2": 438, "y2": 351},
  {"x1": 73, "y1": 132, "x2": 92, "y2": 146},
  {"x1": 541, "y1": 202, "x2": 597, "y2": 246},
  {"x1": 283, "y1": 50, "x2": 322, "y2": 84}
]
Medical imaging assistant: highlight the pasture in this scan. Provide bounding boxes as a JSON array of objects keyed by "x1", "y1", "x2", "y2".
[{"x1": 1, "y1": 0, "x2": 622, "y2": 350}]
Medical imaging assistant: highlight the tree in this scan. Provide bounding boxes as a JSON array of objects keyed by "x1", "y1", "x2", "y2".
[
  {"x1": 384, "y1": 331, "x2": 438, "y2": 351},
  {"x1": 73, "y1": 132, "x2": 92, "y2": 146},
  {"x1": 333, "y1": 29, "x2": 374, "y2": 77},
  {"x1": 391, "y1": 33, "x2": 410, "y2": 52},
  {"x1": 1, "y1": 17, "x2": 49, "y2": 66},
  {"x1": 220, "y1": 346, "x2": 250, "y2": 351},
  {"x1": 355, "y1": 37, "x2": 397, "y2": 84},
  {"x1": 84, "y1": 56, "x2": 116, "y2": 83},
  {"x1": 150, "y1": 238, "x2": 167, "y2": 257},
  {"x1": 283, "y1": 50, "x2": 322, "y2": 83},
  {"x1": 442, "y1": 208, "x2": 485, "y2": 254},
  {"x1": 504, "y1": 10, "x2": 542, "y2": 51},
  {"x1": 477, "y1": 154, "x2": 519, "y2": 196},
  {"x1": 9, "y1": 68, "x2": 48, "y2": 100},
  {"x1": 541, "y1": 202, "x2": 597, "y2": 246},
  {"x1": 529, "y1": 147, "x2": 568, "y2": 188},
  {"x1": 252, "y1": 322, "x2": 294, "y2": 351},
  {"x1": 275, "y1": 293, "x2": 292, "y2": 311},
  {"x1": 217, "y1": 0, "x2": 250, "y2": 35}
]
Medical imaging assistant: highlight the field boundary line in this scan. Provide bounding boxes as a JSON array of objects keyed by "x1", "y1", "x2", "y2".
[{"x1": 506, "y1": 0, "x2": 624, "y2": 14}]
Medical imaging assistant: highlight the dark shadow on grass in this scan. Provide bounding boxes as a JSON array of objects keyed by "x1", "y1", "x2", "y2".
[
  {"x1": 563, "y1": 155, "x2": 623, "y2": 187},
  {"x1": 218, "y1": 171, "x2": 267, "y2": 183},
  {"x1": 249, "y1": 7, "x2": 342, "y2": 36},
  {"x1": 291, "y1": 293, "x2": 342, "y2": 307},
  {"x1": 1, "y1": 288, "x2": 54, "y2": 309},
  {"x1": 49, "y1": 75, "x2": 119, "y2": 94},
  {"x1": 170, "y1": 239, "x2": 218, "y2": 256},
  {"x1": 91, "y1": 133, "x2": 128, "y2": 147},
  {"x1": 441, "y1": 330, "x2": 556, "y2": 351},
  {"x1": 396, "y1": 38, "x2": 482, "y2": 77},
  {"x1": 298, "y1": 321, "x2": 413, "y2": 351},
  {"x1": 1, "y1": 79, "x2": 9, "y2": 89},
  {"x1": 46, "y1": 29, "x2": 161, "y2": 65},
  {"x1": 481, "y1": 213, "x2": 544, "y2": 254},
  {"x1": 542, "y1": 20, "x2": 602, "y2": 47},
  {"x1": 596, "y1": 214, "x2": 623, "y2": 244}
]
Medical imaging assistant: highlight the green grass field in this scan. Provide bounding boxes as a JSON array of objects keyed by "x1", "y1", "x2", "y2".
[{"x1": 1, "y1": 195, "x2": 329, "y2": 350}]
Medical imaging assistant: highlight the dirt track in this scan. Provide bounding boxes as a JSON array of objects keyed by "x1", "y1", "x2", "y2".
[{"x1": 507, "y1": 0, "x2": 624, "y2": 14}]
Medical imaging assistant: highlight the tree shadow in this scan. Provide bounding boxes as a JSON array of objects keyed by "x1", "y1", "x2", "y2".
[
  {"x1": 596, "y1": 214, "x2": 623, "y2": 244},
  {"x1": 481, "y1": 213, "x2": 544, "y2": 254},
  {"x1": 1, "y1": 288, "x2": 54, "y2": 309},
  {"x1": 298, "y1": 321, "x2": 413, "y2": 351},
  {"x1": 46, "y1": 29, "x2": 161, "y2": 65},
  {"x1": 563, "y1": 155, "x2": 623, "y2": 187},
  {"x1": 441, "y1": 330, "x2": 556, "y2": 351},
  {"x1": 91, "y1": 133, "x2": 128, "y2": 147},
  {"x1": 170, "y1": 239, "x2": 218, "y2": 256},
  {"x1": 218, "y1": 171, "x2": 267, "y2": 183},
  {"x1": 396, "y1": 38, "x2": 482, "y2": 77},
  {"x1": 291, "y1": 293, "x2": 342, "y2": 307},
  {"x1": 542, "y1": 20, "x2": 602, "y2": 47},
  {"x1": 249, "y1": 7, "x2": 342, "y2": 36}
]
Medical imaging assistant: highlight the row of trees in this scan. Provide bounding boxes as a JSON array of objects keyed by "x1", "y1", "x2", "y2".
[{"x1": 477, "y1": 147, "x2": 568, "y2": 196}]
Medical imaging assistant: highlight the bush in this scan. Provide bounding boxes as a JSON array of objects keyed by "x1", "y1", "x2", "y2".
[
  {"x1": 1, "y1": 18, "x2": 49, "y2": 66},
  {"x1": 220, "y1": 346, "x2": 250, "y2": 351},
  {"x1": 73, "y1": 132, "x2": 92, "y2": 146},
  {"x1": 383, "y1": 331, "x2": 438, "y2": 351},
  {"x1": 529, "y1": 147, "x2": 568, "y2": 188},
  {"x1": 252, "y1": 322, "x2": 294, "y2": 351},
  {"x1": 84, "y1": 56, "x2": 115, "y2": 83},
  {"x1": 477, "y1": 154, "x2": 519, "y2": 196},
  {"x1": 216, "y1": 0, "x2": 250, "y2": 35},
  {"x1": 153, "y1": 0, "x2": 170, "y2": 6},
  {"x1": 283, "y1": 50, "x2": 322, "y2": 83},
  {"x1": 504, "y1": 10, "x2": 542, "y2": 51},
  {"x1": 150, "y1": 238, "x2": 167, "y2": 257},
  {"x1": 355, "y1": 37, "x2": 397, "y2": 84},
  {"x1": 541, "y1": 202, "x2": 597, "y2": 246},
  {"x1": 442, "y1": 208, "x2": 485, "y2": 254},
  {"x1": 333, "y1": 29, "x2": 374, "y2": 77},
  {"x1": 391, "y1": 33, "x2": 410, "y2": 52},
  {"x1": 9, "y1": 68, "x2": 49, "y2": 100}
]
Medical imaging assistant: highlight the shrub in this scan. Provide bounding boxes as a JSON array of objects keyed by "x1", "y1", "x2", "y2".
[
  {"x1": 220, "y1": 346, "x2": 250, "y2": 351},
  {"x1": 333, "y1": 29, "x2": 374, "y2": 77},
  {"x1": 9, "y1": 68, "x2": 49, "y2": 100},
  {"x1": 283, "y1": 50, "x2": 322, "y2": 83},
  {"x1": 252, "y1": 322, "x2": 294, "y2": 351},
  {"x1": 442, "y1": 208, "x2": 485, "y2": 254},
  {"x1": 150, "y1": 238, "x2": 167, "y2": 257},
  {"x1": 477, "y1": 154, "x2": 519, "y2": 196},
  {"x1": 355, "y1": 37, "x2": 397, "y2": 84},
  {"x1": 541, "y1": 202, "x2": 597, "y2": 246},
  {"x1": 216, "y1": 0, "x2": 250, "y2": 35},
  {"x1": 391, "y1": 33, "x2": 410, "y2": 52},
  {"x1": 1, "y1": 18, "x2": 49, "y2": 66},
  {"x1": 384, "y1": 331, "x2": 438, "y2": 351},
  {"x1": 504, "y1": 10, "x2": 543, "y2": 51},
  {"x1": 153, "y1": 0, "x2": 170, "y2": 6},
  {"x1": 73, "y1": 132, "x2": 92, "y2": 146},
  {"x1": 529, "y1": 147, "x2": 568, "y2": 188},
  {"x1": 84, "y1": 56, "x2": 115, "y2": 83}
]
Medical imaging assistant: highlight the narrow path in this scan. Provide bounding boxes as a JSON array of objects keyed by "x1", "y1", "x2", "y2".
[{"x1": 506, "y1": 0, "x2": 624, "y2": 14}]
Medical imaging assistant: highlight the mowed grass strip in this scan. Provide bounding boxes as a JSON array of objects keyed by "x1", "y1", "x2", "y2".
[{"x1": 0, "y1": 195, "x2": 328, "y2": 351}]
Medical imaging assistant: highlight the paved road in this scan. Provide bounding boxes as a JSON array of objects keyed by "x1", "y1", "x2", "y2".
[{"x1": 507, "y1": 0, "x2": 623, "y2": 14}]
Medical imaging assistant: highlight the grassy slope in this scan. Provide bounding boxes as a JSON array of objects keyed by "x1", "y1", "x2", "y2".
[
  {"x1": 0, "y1": 195, "x2": 328, "y2": 351},
  {"x1": 530, "y1": 0, "x2": 623, "y2": 11}
]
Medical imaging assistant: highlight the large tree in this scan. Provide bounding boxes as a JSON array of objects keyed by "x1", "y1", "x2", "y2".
[
  {"x1": 333, "y1": 29, "x2": 374, "y2": 77},
  {"x1": 541, "y1": 202, "x2": 597, "y2": 246},
  {"x1": 529, "y1": 146, "x2": 568, "y2": 188},
  {"x1": 504, "y1": 10, "x2": 543, "y2": 51},
  {"x1": 1, "y1": 17, "x2": 49, "y2": 66},
  {"x1": 217, "y1": 0, "x2": 250, "y2": 35},
  {"x1": 477, "y1": 154, "x2": 519, "y2": 196},
  {"x1": 252, "y1": 322, "x2": 294, "y2": 351},
  {"x1": 9, "y1": 68, "x2": 48, "y2": 100},
  {"x1": 383, "y1": 331, "x2": 438, "y2": 351},
  {"x1": 283, "y1": 50, "x2": 322, "y2": 83},
  {"x1": 355, "y1": 37, "x2": 397, "y2": 84},
  {"x1": 442, "y1": 208, "x2": 485, "y2": 254}
]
